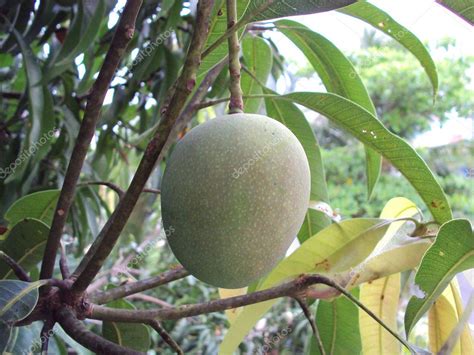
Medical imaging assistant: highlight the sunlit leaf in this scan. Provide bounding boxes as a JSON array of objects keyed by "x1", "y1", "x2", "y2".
[
  {"x1": 218, "y1": 287, "x2": 248, "y2": 324},
  {"x1": 405, "y1": 219, "x2": 474, "y2": 335},
  {"x1": 220, "y1": 218, "x2": 392, "y2": 354},
  {"x1": 428, "y1": 280, "x2": 473, "y2": 354},
  {"x1": 359, "y1": 274, "x2": 401, "y2": 354}
]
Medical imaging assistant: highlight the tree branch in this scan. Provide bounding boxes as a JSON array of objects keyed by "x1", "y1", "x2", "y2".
[
  {"x1": 148, "y1": 320, "x2": 184, "y2": 355},
  {"x1": 0, "y1": 251, "x2": 31, "y2": 281},
  {"x1": 39, "y1": 0, "x2": 143, "y2": 281},
  {"x1": 55, "y1": 307, "x2": 143, "y2": 355},
  {"x1": 90, "y1": 266, "x2": 189, "y2": 304},
  {"x1": 295, "y1": 297, "x2": 325, "y2": 355},
  {"x1": 89, "y1": 274, "x2": 335, "y2": 322},
  {"x1": 70, "y1": 0, "x2": 215, "y2": 295},
  {"x1": 226, "y1": 0, "x2": 243, "y2": 113}
]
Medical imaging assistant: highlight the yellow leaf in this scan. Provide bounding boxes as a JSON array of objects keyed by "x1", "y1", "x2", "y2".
[
  {"x1": 428, "y1": 280, "x2": 473, "y2": 354},
  {"x1": 218, "y1": 287, "x2": 247, "y2": 324},
  {"x1": 359, "y1": 273, "x2": 401, "y2": 355}
]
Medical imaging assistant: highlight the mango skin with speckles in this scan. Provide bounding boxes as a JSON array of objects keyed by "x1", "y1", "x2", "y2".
[{"x1": 161, "y1": 114, "x2": 310, "y2": 288}]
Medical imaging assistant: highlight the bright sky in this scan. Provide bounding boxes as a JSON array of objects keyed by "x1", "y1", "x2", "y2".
[{"x1": 265, "y1": 0, "x2": 474, "y2": 147}]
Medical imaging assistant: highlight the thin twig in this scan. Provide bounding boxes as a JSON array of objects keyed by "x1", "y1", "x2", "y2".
[
  {"x1": 226, "y1": 0, "x2": 243, "y2": 113},
  {"x1": 295, "y1": 297, "x2": 325, "y2": 355},
  {"x1": 79, "y1": 181, "x2": 160, "y2": 198},
  {"x1": 91, "y1": 266, "x2": 189, "y2": 304},
  {"x1": 55, "y1": 307, "x2": 143, "y2": 355},
  {"x1": 70, "y1": 0, "x2": 215, "y2": 295},
  {"x1": 40, "y1": 318, "x2": 55, "y2": 354},
  {"x1": 60, "y1": 242, "x2": 70, "y2": 279},
  {"x1": 78, "y1": 181, "x2": 125, "y2": 198},
  {"x1": 126, "y1": 294, "x2": 173, "y2": 308},
  {"x1": 0, "y1": 251, "x2": 31, "y2": 281},
  {"x1": 148, "y1": 319, "x2": 184, "y2": 355},
  {"x1": 39, "y1": 0, "x2": 143, "y2": 282}
]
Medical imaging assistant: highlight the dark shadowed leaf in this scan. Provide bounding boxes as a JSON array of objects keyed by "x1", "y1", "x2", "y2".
[
  {"x1": 102, "y1": 299, "x2": 151, "y2": 352},
  {"x1": 310, "y1": 288, "x2": 361, "y2": 354},
  {"x1": 241, "y1": 36, "x2": 272, "y2": 113},
  {"x1": 6, "y1": 28, "x2": 55, "y2": 183},
  {"x1": 0, "y1": 219, "x2": 49, "y2": 279},
  {"x1": 4, "y1": 190, "x2": 60, "y2": 227},
  {"x1": 0, "y1": 279, "x2": 46, "y2": 352}
]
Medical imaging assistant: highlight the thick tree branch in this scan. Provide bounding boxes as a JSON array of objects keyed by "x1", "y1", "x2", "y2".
[
  {"x1": 226, "y1": 0, "x2": 244, "y2": 113},
  {"x1": 55, "y1": 307, "x2": 143, "y2": 355},
  {"x1": 70, "y1": 0, "x2": 215, "y2": 294},
  {"x1": 0, "y1": 251, "x2": 31, "y2": 281},
  {"x1": 89, "y1": 274, "x2": 335, "y2": 322},
  {"x1": 91, "y1": 266, "x2": 189, "y2": 304},
  {"x1": 148, "y1": 320, "x2": 184, "y2": 355},
  {"x1": 39, "y1": 0, "x2": 143, "y2": 281}
]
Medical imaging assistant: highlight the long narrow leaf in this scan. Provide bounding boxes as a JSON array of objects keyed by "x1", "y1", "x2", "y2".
[
  {"x1": 339, "y1": 1, "x2": 438, "y2": 97},
  {"x1": 267, "y1": 92, "x2": 451, "y2": 224},
  {"x1": 276, "y1": 19, "x2": 381, "y2": 198}
]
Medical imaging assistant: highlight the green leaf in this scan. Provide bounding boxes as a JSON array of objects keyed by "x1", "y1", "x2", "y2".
[
  {"x1": 47, "y1": 0, "x2": 107, "y2": 79},
  {"x1": 405, "y1": 219, "x2": 474, "y2": 335},
  {"x1": 6, "y1": 28, "x2": 55, "y2": 183},
  {"x1": 437, "y1": 0, "x2": 474, "y2": 25},
  {"x1": 241, "y1": 36, "x2": 272, "y2": 113},
  {"x1": 298, "y1": 208, "x2": 332, "y2": 244},
  {"x1": 0, "y1": 279, "x2": 46, "y2": 352},
  {"x1": 264, "y1": 88, "x2": 329, "y2": 204},
  {"x1": 263, "y1": 90, "x2": 331, "y2": 242},
  {"x1": 244, "y1": 0, "x2": 356, "y2": 22},
  {"x1": 0, "y1": 219, "x2": 49, "y2": 279},
  {"x1": 199, "y1": 0, "x2": 356, "y2": 84},
  {"x1": 275, "y1": 19, "x2": 381, "y2": 198},
  {"x1": 220, "y1": 218, "x2": 392, "y2": 354},
  {"x1": 271, "y1": 92, "x2": 452, "y2": 224},
  {"x1": 339, "y1": 1, "x2": 439, "y2": 97},
  {"x1": 310, "y1": 288, "x2": 361, "y2": 355},
  {"x1": 102, "y1": 299, "x2": 151, "y2": 352},
  {"x1": 4, "y1": 189, "x2": 60, "y2": 227}
]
